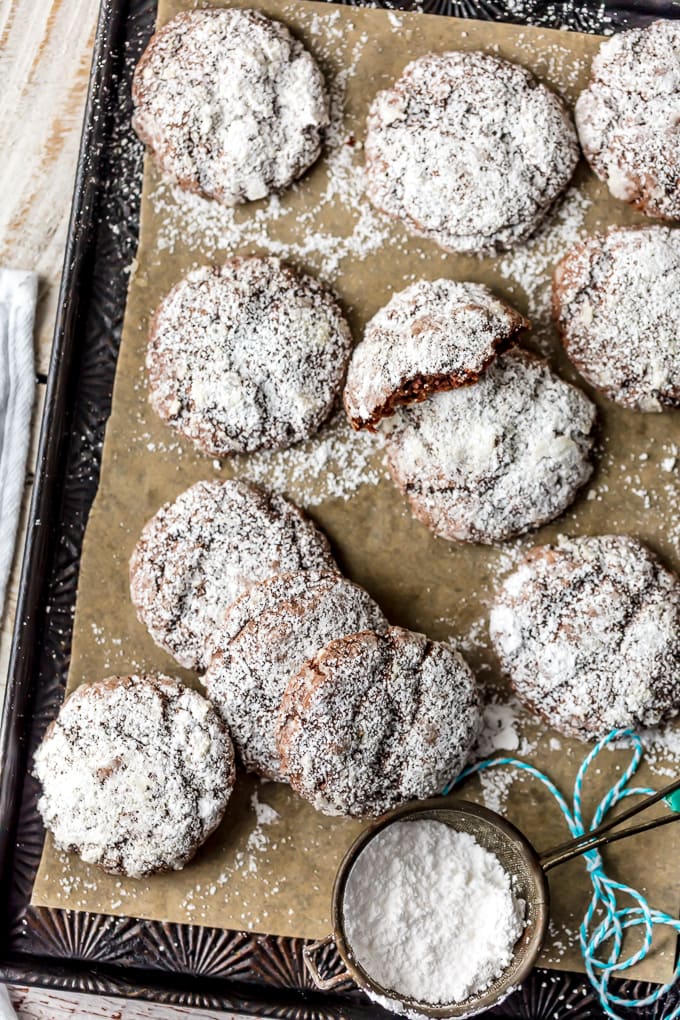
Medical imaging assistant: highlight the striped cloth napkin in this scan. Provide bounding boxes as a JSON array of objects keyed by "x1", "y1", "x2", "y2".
[{"x1": 0, "y1": 269, "x2": 37, "y2": 619}]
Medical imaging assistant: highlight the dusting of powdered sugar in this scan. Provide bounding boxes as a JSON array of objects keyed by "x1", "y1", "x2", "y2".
[
  {"x1": 226, "y1": 411, "x2": 387, "y2": 505},
  {"x1": 129, "y1": 478, "x2": 335, "y2": 671},
  {"x1": 343, "y1": 280, "x2": 528, "y2": 429},
  {"x1": 203, "y1": 570, "x2": 387, "y2": 780},
  {"x1": 147, "y1": 256, "x2": 352, "y2": 456},
  {"x1": 278, "y1": 628, "x2": 480, "y2": 818},
  {"x1": 364, "y1": 50, "x2": 579, "y2": 256},
  {"x1": 575, "y1": 20, "x2": 680, "y2": 220},
  {"x1": 553, "y1": 226, "x2": 680, "y2": 411},
  {"x1": 150, "y1": 19, "x2": 392, "y2": 280},
  {"x1": 490, "y1": 535, "x2": 680, "y2": 740},
  {"x1": 33, "y1": 675, "x2": 235, "y2": 878},
  {"x1": 343, "y1": 820, "x2": 525, "y2": 1006},
  {"x1": 132, "y1": 9, "x2": 329, "y2": 205},
  {"x1": 383, "y1": 349, "x2": 597, "y2": 544}
]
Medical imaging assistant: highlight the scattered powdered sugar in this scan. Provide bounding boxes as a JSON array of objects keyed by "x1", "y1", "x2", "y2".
[
  {"x1": 246, "y1": 789, "x2": 282, "y2": 851},
  {"x1": 343, "y1": 820, "x2": 525, "y2": 1006},
  {"x1": 250, "y1": 788, "x2": 280, "y2": 828},
  {"x1": 502, "y1": 1, "x2": 613, "y2": 34},
  {"x1": 466, "y1": 694, "x2": 540, "y2": 815},
  {"x1": 344, "y1": 280, "x2": 528, "y2": 429},
  {"x1": 150, "y1": 20, "x2": 392, "y2": 280},
  {"x1": 475, "y1": 697, "x2": 534, "y2": 759},
  {"x1": 227, "y1": 411, "x2": 387, "y2": 505},
  {"x1": 498, "y1": 185, "x2": 592, "y2": 346},
  {"x1": 612, "y1": 722, "x2": 680, "y2": 780}
]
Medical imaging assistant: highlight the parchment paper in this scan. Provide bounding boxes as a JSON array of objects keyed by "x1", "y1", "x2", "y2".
[{"x1": 32, "y1": 0, "x2": 680, "y2": 983}]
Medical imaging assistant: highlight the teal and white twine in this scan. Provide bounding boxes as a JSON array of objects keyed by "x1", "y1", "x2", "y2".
[{"x1": 443, "y1": 728, "x2": 680, "y2": 1020}]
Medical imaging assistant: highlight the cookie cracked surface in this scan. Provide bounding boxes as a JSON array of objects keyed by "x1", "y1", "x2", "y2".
[
  {"x1": 575, "y1": 20, "x2": 680, "y2": 221},
  {"x1": 204, "y1": 570, "x2": 388, "y2": 781},
  {"x1": 129, "y1": 479, "x2": 335, "y2": 671},
  {"x1": 383, "y1": 349, "x2": 597, "y2": 544},
  {"x1": 277, "y1": 627, "x2": 480, "y2": 817},
  {"x1": 147, "y1": 257, "x2": 352, "y2": 457},
  {"x1": 490, "y1": 535, "x2": 680, "y2": 740},
  {"x1": 365, "y1": 51, "x2": 579, "y2": 255},
  {"x1": 553, "y1": 226, "x2": 680, "y2": 412},
  {"x1": 132, "y1": 9, "x2": 329, "y2": 204},
  {"x1": 34, "y1": 674, "x2": 235, "y2": 877}
]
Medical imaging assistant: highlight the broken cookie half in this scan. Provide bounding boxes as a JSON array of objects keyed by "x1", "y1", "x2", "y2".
[{"x1": 343, "y1": 279, "x2": 529, "y2": 431}]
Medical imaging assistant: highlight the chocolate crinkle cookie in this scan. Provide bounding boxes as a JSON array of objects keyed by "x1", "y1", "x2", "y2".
[
  {"x1": 33, "y1": 674, "x2": 235, "y2": 877},
  {"x1": 204, "y1": 570, "x2": 388, "y2": 781},
  {"x1": 490, "y1": 535, "x2": 680, "y2": 741},
  {"x1": 382, "y1": 349, "x2": 597, "y2": 544},
  {"x1": 132, "y1": 9, "x2": 329, "y2": 204},
  {"x1": 277, "y1": 627, "x2": 480, "y2": 818},
  {"x1": 553, "y1": 226, "x2": 680, "y2": 412},
  {"x1": 129, "y1": 479, "x2": 335, "y2": 671},
  {"x1": 343, "y1": 280, "x2": 529, "y2": 431},
  {"x1": 365, "y1": 51, "x2": 579, "y2": 256},
  {"x1": 147, "y1": 257, "x2": 353, "y2": 457},
  {"x1": 575, "y1": 20, "x2": 680, "y2": 220}
]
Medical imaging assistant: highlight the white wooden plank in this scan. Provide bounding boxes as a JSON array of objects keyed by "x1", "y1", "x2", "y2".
[
  {"x1": 8, "y1": 986, "x2": 252, "y2": 1020},
  {"x1": 0, "y1": 0, "x2": 100, "y2": 376}
]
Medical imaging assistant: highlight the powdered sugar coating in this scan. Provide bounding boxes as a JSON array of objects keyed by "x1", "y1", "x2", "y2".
[
  {"x1": 343, "y1": 280, "x2": 529, "y2": 430},
  {"x1": 365, "y1": 51, "x2": 579, "y2": 256},
  {"x1": 204, "y1": 570, "x2": 388, "y2": 780},
  {"x1": 277, "y1": 627, "x2": 480, "y2": 818},
  {"x1": 490, "y1": 535, "x2": 680, "y2": 740},
  {"x1": 129, "y1": 479, "x2": 335, "y2": 671},
  {"x1": 147, "y1": 257, "x2": 353, "y2": 457},
  {"x1": 343, "y1": 821, "x2": 525, "y2": 1006},
  {"x1": 383, "y1": 349, "x2": 596, "y2": 544},
  {"x1": 575, "y1": 20, "x2": 680, "y2": 220},
  {"x1": 553, "y1": 226, "x2": 680, "y2": 412},
  {"x1": 33, "y1": 674, "x2": 235, "y2": 877},
  {"x1": 132, "y1": 9, "x2": 329, "y2": 205}
]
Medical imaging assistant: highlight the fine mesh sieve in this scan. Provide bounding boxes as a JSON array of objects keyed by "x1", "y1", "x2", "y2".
[{"x1": 304, "y1": 784, "x2": 680, "y2": 1017}]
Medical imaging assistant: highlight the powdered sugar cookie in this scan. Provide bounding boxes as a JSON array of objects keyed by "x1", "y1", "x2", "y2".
[
  {"x1": 490, "y1": 536, "x2": 680, "y2": 740},
  {"x1": 277, "y1": 627, "x2": 480, "y2": 817},
  {"x1": 204, "y1": 570, "x2": 388, "y2": 780},
  {"x1": 147, "y1": 257, "x2": 352, "y2": 457},
  {"x1": 129, "y1": 479, "x2": 335, "y2": 671},
  {"x1": 33, "y1": 674, "x2": 235, "y2": 877},
  {"x1": 132, "y1": 9, "x2": 329, "y2": 204},
  {"x1": 575, "y1": 20, "x2": 680, "y2": 220},
  {"x1": 365, "y1": 51, "x2": 579, "y2": 256},
  {"x1": 383, "y1": 349, "x2": 596, "y2": 544},
  {"x1": 344, "y1": 280, "x2": 529, "y2": 430},
  {"x1": 553, "y1": 226, "x2": 680, "y2": 411}
]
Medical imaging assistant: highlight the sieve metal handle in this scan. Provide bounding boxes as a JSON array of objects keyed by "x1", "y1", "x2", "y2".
[
  {"x1": 303, "y1": 934, "x2": 353, "y2": 991},
  {"x1": 539, "y1": 775, "x2": 680, "y2": 871}
]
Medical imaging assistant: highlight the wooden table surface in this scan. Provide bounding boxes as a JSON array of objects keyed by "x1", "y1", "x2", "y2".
[{"x1": 0, "y1": 1, "x2": 241, "y2": 1016}]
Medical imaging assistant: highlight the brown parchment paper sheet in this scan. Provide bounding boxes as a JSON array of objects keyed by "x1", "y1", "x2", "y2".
[{"x1": 32, "y1": 0, "x2": 680, "y2": 982}]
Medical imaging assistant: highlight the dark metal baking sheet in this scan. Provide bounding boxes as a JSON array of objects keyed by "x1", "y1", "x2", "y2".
[{"x1": 1, "y1": 0, "x2": 679, "y2": 1015}]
